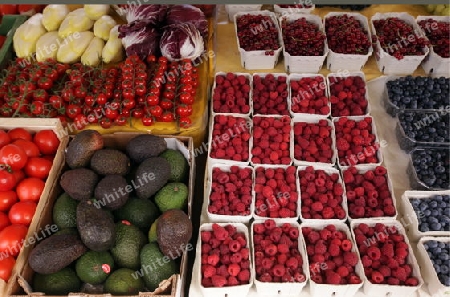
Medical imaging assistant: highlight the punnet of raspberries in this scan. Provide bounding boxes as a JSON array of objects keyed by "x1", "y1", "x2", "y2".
[
  {"x1": 293, "y1": 120, "x2": 334, "y2": 164},
  {"x1": 373, "y1": 17, "x2": 429, "y2": 60},
  {"x1": 302, "y1": 224, "x2": 362, "y2": 285},
  {"x1": 209, "y1": 115, "x2": 251, "y2": 162},
  {"x1": 329, "y1": 75, "x2": 368, "y2": 117},
  {"x1": 290, "y1": 76, "x2": 330, "y2": 115},
  {"x1": 353, "y1": 223, "x2": 420, "y2": 286},
  {"x1": 213, "y1": 73, "x2": 251, "y2": 114},
  {"x1": 325, "y1": 14, "x2": 371, "y2": 55},
  {"x1": 281, "y1": 17, "x2": 326, "y2": 57},
  {"x1": 418, "y1": 19, "x2": 450, "y2": 58},
  {"x1": 236, "y1": 14, "x2": 281, "y2": 56},
  {"x1": 208, "y1": 166, "x2": 253, "y2": 216},
  {"x1": 334, "y1": 117, "x2": 380, "y2": 167},
  {"x1": 253, "y1": 220, "x2": 306, "y2": 283},
  {"x1": 252, "y1": 116, "x2": 291, "y2": 165},
  {"x1": 343, "y1": 166, "x2": 396, "y2": 219},
  {"x1": 254, "y1": 166, "x2": 298, "y2": 219},
  {"x1": 299, "y1": 166, "x2": 346, "y2": 220},
  {"x1": 201, "y1": 224, "x2": 251, "y2": 288},
  {"x1": 253, "y1": 74, "x2": 289, "y2": 115}
]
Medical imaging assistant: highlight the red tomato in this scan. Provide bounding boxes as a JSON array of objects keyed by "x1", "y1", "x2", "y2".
[
  {"x1": 18, "y1": 4, "x2": 43, "y2": 14},
  {"x1": 8, "y1": 202, "x2": 36, "y2": 226},
  {"x1": 0, "y1": 131, "x2": 10, "y2": 149},
  {"x1": 0, "y1": 5, "x2": 17, "y2": 16},
  {"x1": 0, "y1": 192, "x2": 17, "y2": 212},
  {"x1": 33, "y1": 130, "x2": 59, "y2": 155},
  {"x1": 0, "y1": 212, "x2": 9, "y2": 232},
  {"x1": 0, "y1": 224, "x2": 28, "y2": 257},
  {"x1": 0, "y1": 36, "x2": 6, "y2": 49},
  {"x1": 12, "y1": 170, "x2": 25, "y2": 184},
  {"x1": 0, "y1": 144, "x2": 28, "y2": 171},
  {"x1": 0, "y1": 256, "x2": 15, "y2": 282},
  {"x1": 7, "y1": 128, "x2": 32, "y2": 142},
  {"x1": 16, "y1": 178, "x2": 45, "y2": 202},
  {"x1": 24, "y1": 158, "x2": 52, "y2": 180},
  {"x1": 12, "y1": 139, "x2": 40, "y2": 158}
]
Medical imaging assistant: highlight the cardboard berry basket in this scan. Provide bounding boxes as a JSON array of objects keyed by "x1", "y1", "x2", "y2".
[
  {"x1": 297, "y1": 165, "x2": 348, "y2": 223},
  {"x1": 349, "y1": 219, "x2": 424, "y2": 297},
  {"x1": 279, "y1": 14, "x2": 328, "y2": 73},
  {"x1": 370, "y1": 12, "x2": 430, "y2": 75},
  {"x1": 252, "y1": 165, "x2": 301, "y2": 223},
  {"x1": 0, "y1": 118, "x2": 68, "y2": 297},
  {"x1": 196, "y1": 223, "x2": 254, "y2": 297},
  {"x1": 234, "y1": 11, "x2": 283, "y2": 70},
  {"x1": 288, "y1": 73, "x2": 331, "y2": 120},
  {"x1": 416, "y1": 16, "x2": 450, "y2": 77},
  {"x1": 250, "y1": 220, "x2": 308, "y2": 296},
  {"x1": 323, "y1": 12, "x2": 373, "y2": 72},
  {"x1": 290, "y1": 118, "x2": 337, "y2": 167},
  {"x1": 326, "y1": 71, "x2": 371, "y2": 118},
  {"x1": 299, "y1": 222, "x2": 365, "y2": 297},
  {"x1": 10, "y1": 132, "x2": 196, "y2": 297},
  {"x1": 252, "y1": 73, "x2": 290, "y2": 117},
  {"x1": 225, "y1": 5, "x2": 263, "y2": 23},
  {"x1": 332, "y1": 116, "x2": 383, "y2": 171},
  {"x1": 273, "y1": 4, "x2": 315, "y2": 15},
  {"x1": 401, "y1": 190, "x2": 450, "y2": 242},
  {"x1": 416, "y1": 236, "x2": 450, "y2": 297},
  {"x1": 205, "y1": 164, "x2": 255, "y2": 223},
  {"x1": 342, "y1": 165, "x2": 398, "y2": 221},
  {"x1": 211, "y1": 72, "x2": 253, "y2": 117}
]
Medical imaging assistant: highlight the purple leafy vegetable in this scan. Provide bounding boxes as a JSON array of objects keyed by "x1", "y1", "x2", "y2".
[
  {"x1": 166, "y1": 5, "x2": 208, "y2": 37},
  {"x1": 160, "y1": 23, "x2": 204, "y2": 61},
  {"x1": 119, "y1": 25, "x2": 160, "y2": 60},
  {"x1": 124, "y1": 4, "x2": 168, "y2": 26}
]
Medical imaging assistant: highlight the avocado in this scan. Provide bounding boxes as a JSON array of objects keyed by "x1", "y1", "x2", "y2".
[
  {"x1": 81, "y1": 283, "x2": 104, "y2": 294},
  {"x1": 76, "y1": 250, "x2": 114, "y2": 285},
  {"x1": 33, "y1": 267, "x2": 81, "y2": 295},
  {"x1": 159, "y1": 149, "x2": 189, "y2": 182},
  {"x1": 156, "y1": 209, "x2": 192, "y2": 259},
  {"x1": 140, "y1": 243, "x2": 178, "y2": 291},
  {"x1": 53, "y1": 192, "x2": 79, "y2": 229},
  {"x1": 60, "y1": 168, "x2": 99, "y2": 201},
  {"x1": 113, "y1": 197, "x2": 159, "y2": 230},
  {"x1": 104, "y1": 268, "x2": 144, "y2": 295},
  {"x1": 54, "y1": 228, "x2": 78, "y2": 236},
  {"x1": 94, "y1": 175, "x2": 130, "y2": 210},
  {"x1": 126, "y1": 134, "x2": 167, "y2": 164},
  {"x1": 148, "y1": 219, "x2": 158, "y2": 243},
  {"x1": 134, "y1": 157, "x2": 171, "y2": 199},
  {"x1": 154, "y1": 183, "x2": 188, "y2": 212},
  {"x1": 66, "y1": 130, "x2": 104, "y2": 169},
  {"x1": 111, "y1": 221, "x2": 147, "y2": 270},
  {"x1": 29, "y1": 234, "x2": 88, "y2": 275},
  {"x1": 90, "y1": 149, "x2": 130, "y2": 176},
  {"x1": 77, "y1": 200, "x2": 115, "y2": 252}
]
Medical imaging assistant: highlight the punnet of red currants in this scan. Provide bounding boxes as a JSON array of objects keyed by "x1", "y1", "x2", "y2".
[
  {"x1": 281, "y1": 17, "x2": 326, "y2": 56},
  {"x1": 418, "y1": 19, "x2": 450, "y2": 58}
]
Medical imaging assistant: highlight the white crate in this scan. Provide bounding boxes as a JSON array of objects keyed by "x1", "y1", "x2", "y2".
[
  {"x1": 297, "y1": 165, "x2": 348, "y2": 223},
  {"x1": 288, "y1": 73, "x2": 330, "y2": 119},
  {"x1": 205, "y1": 164, "x2": 255, "y2": 223},
  {"x1": 251, "y1": 220, "x2": 308, "y2": 296},
  {"x1": 417, "y1": 236, "x2": 450, "y2": 297},
  {"x1": 274, "y1": 4, "x2": 315, "y2": 15},
  {"x1": 300, "y1": 222, "x2": 365, "y2": 297},
  {"x1": 416, "y1": 16, "x2": 450, "y2": 77},
  {"x1": 291, "y1": 118, "x2": 337, "y2": 167},
  {"x1": 225, "y1": 5, "x2": 263, "y2": 22},
  {"x1": 197, "y1": 223, "x2": 253, "y2": 297},
  {"x1": 371, "y1": 12, "x2": 430, "y2": 75},
  {"x1": 234, "y1": 11, "x2": 283, "y2": 70},
  {"x1": 401, "y1": 190, "x2": 450, "y2": 242},
  {"x1": 280, "y1": 14, "x2": 328, "y2": 73},
  {"x1": 342, "y1": 165, "x2": 398, "y2": 221},
  {"x1": 252, "y1": 165, "x2": 300, "y2": 223},
  {"x1": 350, "y1": 219, "x2": 424, "y2": 297},
  {"x1": 324, "y1": 12, "x2": 373, "y2": 72},
  {"x1": 332, "y1": 116, "x2": 383, "y2": 170},
  {"x1": 327, "y1": 71, "x2": 371, "y2": 117},
  {"x1": 211, "y1": 72, "x2": 253, "y2": 117}
]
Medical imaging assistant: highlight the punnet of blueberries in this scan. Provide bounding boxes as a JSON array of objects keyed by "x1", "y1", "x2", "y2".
[
  {"x1": 410, "y1": 149, "x2": 450, "y2": 190},
  {"x1": 385, "y1": 76, "x2": 450, "y2": 116},
  {"x1": 409, "y1": 195, "x2": 450, "y2": 232},
  {"x1": 423, "y1": 240, "x2": 450, "y2": 286}
]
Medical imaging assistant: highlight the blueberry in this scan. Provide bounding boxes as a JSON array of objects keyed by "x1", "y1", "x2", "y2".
[
  {"x1": 434, "y1": 263, "x2": 441, "y2": 273},
  {"x1": 412, "y1": 149, "x2": 450, "y2": 189},
  {"x1": 439, "y1": 253, "x2": 449, "y2": 261},
  {"x1": 428, "y1": 217, "x2": 438, "y2": 223},
  {"x1": 420, "y1": 224, "x2": 430, "y2": 232}
]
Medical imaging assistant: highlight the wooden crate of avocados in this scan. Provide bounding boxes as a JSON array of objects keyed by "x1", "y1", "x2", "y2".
[{"x1": 8, "y1": 131, "x2": 196, "y2": 297}]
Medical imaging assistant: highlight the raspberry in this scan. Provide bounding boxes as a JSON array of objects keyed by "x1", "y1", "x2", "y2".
[
  {"x1": 311, "y1": 202, "x2": 324, "y2": 212},
  {"x1": 279, "y1": 208, "x2": 292, "y2": 218},
  {"x1": 371, "y1": 271, "x2": 384, "y2": 284},
  {"x1": 264, "y1": 219, "x2": 276, "y2": 230},
  {"x1": 265, "y1": 244, "x2": 278, "y2": 256},
  {"x1": 212, "y1": 224, "x2": 229, "y2": 241},
  {"x1": 314, "y1": 242, "x2": 327, "y2": 254},
  {"x1": 307, "y1": 231, "x2": 320, "y2": 244},
  {"x1": 228, "y1": 263, "x2": 241, "y2": 277},
  {"x1": 392, "y1": 267, "x2": 408, "y2": 282},
  {"x1": 273, "y1": 264, "x2": 286, "y2": 277},
  {"x1": 337, "y1": 266, "x2": 349, "y2": 277},
  {"x1": 238, "y1": 269, "x2": 250, "y2": 283},
  {"x1": 329, "y1": 244, "x2": 340, "y2": 257},
  {"x1": 230, "y1": 253, "x2": 242, "y2": 264},
  {"x1": 254, "y1": 223, "x2": 265, "y2": 234},
  {"x1": 361, "y1": 255, "x2": 372, "y2": 267},
  {"x1": 277, "y1": 243, "x2": 290, "y2": 254},
  {"x1": 341, "y1": 239, "x2": 352, "y2": 252},
  {"x1": 344, "y1": 252, "x2": 359, "y2": 266},
  {"x1": 211, "y1": 275, "x2": 227, "y2": 287},
  {"x1": 378, "y1": 265, "x2": 391, "y2": 277},
  {"x1": 326, "y1": 271, "x2": 342, "y2": 284},
  {"x1": 381, "y1": 243, "x2": 394, "y2": 258},
  {"x1": 374, "y1": 166, "x2": 387, "y2": 176},
  {"x1": 259, "y1": 272, "x2": 273, "y2": 282},
  {"x1": 228, "y1": 276, "x2": 239, "y2": 286},
  {"x1": 387, "y1": 277, "x2": 400, "y2": 285},
  {"x1": 336, "y1": 138, "x2": 350, "y2": 151},
  {"x1": 367, "y1": 246, "x2": 381, "y2": 260},
  {"x1": 229, "y1": 240, "x2": 241, "y2": 253},
  {"x1": 207, "y1": 254, "x2": 220, "y2": 266},
  {"x1": 203, "y1": 265, "x2": 216, "y2": 278},
  {"x1": 405, "y1": 277, "x2": 419, "y2": 286}
]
